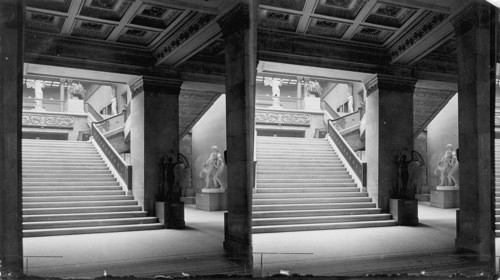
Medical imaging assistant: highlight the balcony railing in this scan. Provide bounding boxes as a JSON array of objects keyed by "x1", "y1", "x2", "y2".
[
  {"x1": 256, "y1": 95, "x2": 303, "y2": 110},
  {"x1": 327, "y1": 119, "x2": 366, "y2": 187},
  {"x1": 23, "y1": 98, "x2": 66, "y2": 112}
]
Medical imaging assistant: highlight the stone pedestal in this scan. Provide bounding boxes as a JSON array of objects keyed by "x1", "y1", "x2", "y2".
[
  {"x1": 67, "y1": 99, "x2": 84, "y2": 113},
  {"x1": 180, "y1": 196, "x2": 196, "y2": 204},
  {"x1": 304, "y1": 96, "x2": 320, "y2": 111},
  {"x1": 389, "y1": 199, "x2": 418, "y2": 226},
  {"x1": 155, "y1": 201, "x2": 185, "y2": 229},
  {"x1": 431, "y1": 189, "x2": 459, "y2": 208},
  {"x1": 196, "y1": 192, "x2": 227, "y2": 211}
]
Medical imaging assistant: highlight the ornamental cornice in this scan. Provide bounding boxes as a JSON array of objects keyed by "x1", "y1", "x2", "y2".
[
  {"x1": 25, "y1": 31, "x2": 154, "y2": 67},
  {"x1": 450, "y1": 0, "x2": 492, "y2": 36},
  {"x1": 389, "y1": 12, "x2": 448, "y2": 61},
  {"x1": 22, "y1": 112, "x2": 74, "y2": 128},
  {"x1": 255, "y1": 111, "x2": 311, "y2": 126},
  {"x1": 154, "y1": 13, "x2": 216, "y2": 63}
]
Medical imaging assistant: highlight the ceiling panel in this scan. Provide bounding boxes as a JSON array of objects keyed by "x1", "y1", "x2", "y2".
[
  {"x1": 79, "y1": 0, "x2": 133, "y2": 22},
  {"x1": 314, "y1": 0, "x2": 367, "y2": 20},
  {"x1": 259, "y1": 9, "x2": 301, "y2": 32},
  {"x1": 26, "y1": 12, "x2": 66, "y2": 34},
  {"x1": 307, "y1": 18, "x2": 350, "y2": 38},
  {"x1": 365, "y1": 3, "x2": 417, "y2": 28},
  {"x1": 260, "y1": 0, "x2": 307, "y2": 11},
  {"x1": 71, "y1": 19, "x2": 116, "y2": 40},
  {"x1": 130, "y1": 4, "x2": 184, "y2": 29},
  {"x1": 26, "y1": 0, "x2": 71, "y2": 13},
  {"x1": 351, "y1": 26, "x2": 394, "y2": 45},
  {"x1": 116, "y1": 27, "x2": 160, "y2": 46}
]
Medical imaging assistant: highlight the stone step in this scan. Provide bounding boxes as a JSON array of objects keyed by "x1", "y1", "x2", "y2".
[
  {"x1": 23, "y1": 181, "x2": 119, "y2": 186},
  {"x1": 258, "y1": 163, "x2": 345, "y2": 168},
  {"x1": 23, "y1": 158, "x2": 104, "y2": 163},
  {"x1": 257, "y1": 166, "x2": 347, "y2": 172},
  {"x1": 23, "y1": 186, "x2": 122, "y2": 192},
  {"x1": 23, "y1": 166, "x2": 110, "y2": 172},
  {"x1": 23, "y1": 205, "x2": 142, "y2": 215},
  {"x1": 24, "y1": 217, "x2": 159, "y2": 230},
  {"x1": 23, "y1": 156, "x2": 102, "y2": 161},
  {"x1": 23, "y1": 190, "x2": 125, "y2": 197},
  {"x1": 23, "y1": 151, "x2": 99, "y2": 156},
  {"x1": 253, "y1": 192, "x2": 367, "y2": 199},
  {"x1": 23, "y1": 200, "x2": 138, "y2": 208},
  {"x1": 23, "y1": 195, "x2": 134, "y2": 202},
  {"x1": 258, "y1": 159, "x2": 342, "y2": 164},
  {"x1": 256, "y1": 169, "x2": 348, "y2": 174},
  {"x1": 257, "y1": 155, "x2": 340, "y2": 160},
  {"x1": 22, "y1": 140, "x2": 92, "y2": 146},
  {"x1": 23, "y1": 223, "x2": 163, "y2": 237},
  {"x1": 23, "y1": 177, "x2": 116, "y2": 183},
  {"x1": 257, "y1": 150, "x2": 336, "y2": 155},
  {"x1": 256, "y1": 187, "x2": 359, "y2": 193},
  {"x1": 23, "y1": 163, "x2": 108, "y2": 168},
  {"x1": 253, "y1": 197, "x2": 372, "y2": 205},
  {"x1": 257, "y1": 137, "x2": 327, "y2": 142},
  {"x1": 23, "y1": 174, "x2": 114, "y2": 180},
  {"x1": 253, "y1": 214, "x2": 392, "y2": 226},
  {"x1": 23, "y1": 170, "x2": 112, "y2": 176},
  {"x1": 23, "y1": 211, "x2": 147, "y2": 222},
  {"x1": 257, "y1": 182, "x2": 357, "y2": 188},
  {"x1": 256, "y1": 171, "x2": 349, "y2": 177},
  {"x1": 252, "y1": 208, "x2": 382, "y2": 219},
  {"x1": 253, "y1": 202, "x2": 376, "y2": 211},
  {"x1": 257, "y1": 178, "x2": 353, "y2": 184},
  {"x1": 252, "y1": 220, "x2": 396, "y2": 234}
]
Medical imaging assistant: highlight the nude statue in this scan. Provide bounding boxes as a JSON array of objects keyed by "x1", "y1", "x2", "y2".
[
  {"x1": 434, "y1": 144, "x2": 459, "y2": 187},
  {"x1": 199, "y1": 146, "x2": 226, "y2": 191},
  {"x1": 263, "y1": 77, "x2": 282, "y2": 97},
  {"x1": 110, "y1": 94, "x2": 117, "y2": 115},
  {"x1": 27, "y1": 81, "x2": 47, "y2": 111}
]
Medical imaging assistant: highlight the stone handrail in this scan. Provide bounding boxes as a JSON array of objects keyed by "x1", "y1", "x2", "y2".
[
  {"x1": 323, "y1": 101, "x2": 340, "y2": 120},
  {"x1": 95, "y1": 112, "x2": 125, "y2": 134},
  {"x1": 327, "y1": 119, "x2": 366, "y2": 187},
  {"x1": 330, "y1": 109, "x2": 361, "y2": 131},
  {"x1": 91, "y1": 122, "x2": 132, "y2": 190},
  {"x1": 85, "y1": 103, "x2": 104, "y2": 122}
]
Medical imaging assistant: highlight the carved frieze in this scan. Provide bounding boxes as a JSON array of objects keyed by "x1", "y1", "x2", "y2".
[
  {"x1": 255, "y1": 111, "x2": 311, "y2": 126},
  {"x1": 22, "y1": 113, "x2": 74, "y2": 128}
]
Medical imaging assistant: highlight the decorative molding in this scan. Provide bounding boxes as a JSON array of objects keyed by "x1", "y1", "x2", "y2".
[
  {"x1": 366, "y1": 83, "x2": 378, "y2": 96},
  {"x1": 389, "y1": 12, "x2": 448, "y2": 61},
  {"x1": 255, "y1": 111, "x2": 311, "y2": 126},
  {"x1": 495, "y1": 113, "x2": 500, "y2": 127},
  {"x1": 22, "y1": 112, "x2": 74, "y2": 128},
  {"x1": 450, "y1": 1, "x2": 491, "y2": 37},
  {"x1": 154, "y1": 13, "x2": 215, "y2": 62}
]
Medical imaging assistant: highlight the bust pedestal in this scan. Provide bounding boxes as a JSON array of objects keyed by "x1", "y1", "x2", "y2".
[
  {"x1": 196, "y1": 190, "x2": 227, "y2": 211},
  {"x1": 430, "y1": 186, "x2": 459, "y2": 208},
  {"x1": 304, "y1": 96, "x2": 320, "y2": 111},
  {"x1": 67, "y1": 99, "x2": 84, "y2": 113}
]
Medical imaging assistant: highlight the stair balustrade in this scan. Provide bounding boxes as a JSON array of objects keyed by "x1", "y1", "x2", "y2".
[
  {"x1": 91, "y1": 121, "x2": 132, "y2": 191},
  {"x1": 85, "y1": 103, "x2": 104, "y2": 122},
  {"x1": 327, "y1": 119, "x2": 367, "y2": 188},
  {"x1": 329, "y1": 109, "x2": 361, "y2": 132}
]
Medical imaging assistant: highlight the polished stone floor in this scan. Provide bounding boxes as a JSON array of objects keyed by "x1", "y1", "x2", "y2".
[{"x1": 23, "y1": 203, "x2": 491, "y2": 278}]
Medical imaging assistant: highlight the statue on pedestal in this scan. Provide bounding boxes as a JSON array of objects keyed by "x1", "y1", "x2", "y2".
[
  {"x1": 434, "y1": 144, "x2": 459, "y2": 188},
  {"x1": 27, "y1": 81, "x2": 47, "y2": 111},
  {"x1": 199, "y1": 146, "x2": 226, "y2": 192},
  {"x1": 264, "y1": 77, "x2": 283, "y2": 109},
  {"x1": 110, "y1": 94, "x2": 117, "y2": 115}
]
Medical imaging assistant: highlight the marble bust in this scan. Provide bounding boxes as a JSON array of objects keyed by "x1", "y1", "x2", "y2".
[
  {"x1": 199, "y1": 146, "x2": 226, "y2": 192},
  {"x1": 434, "y1": 144, "x2": 459, "y2": 190}
]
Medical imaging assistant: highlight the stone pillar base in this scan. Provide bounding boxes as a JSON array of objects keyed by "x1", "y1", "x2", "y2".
[
  {"x1": 196, "y1": 192, "x2": 227, "y2": 211},
  {"x1": 223, "y1": 212, "x2": 253, "y2": 268},
  {"x1": 389, "y1": 199, "x2": 419, "y2": 226},
  {"x1": 430, "y1": 189, "x2": 459, "y2": 208},
  {"x1": 155, "y1": 201, "x2": 185, "y2": 229}
]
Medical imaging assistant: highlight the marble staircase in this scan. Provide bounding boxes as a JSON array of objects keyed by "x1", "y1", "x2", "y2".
[
  {"x1": 253, "y1": 136, "x2": 396, "y2": 233},
  {"x1": 22, "y1": 139, "x2": 162, "y2": 237}
]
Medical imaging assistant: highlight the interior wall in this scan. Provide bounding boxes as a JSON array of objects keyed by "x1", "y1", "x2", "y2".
[
  {"x1": 191, "y1": 95, "x2": 227, "y2": 194},
  {"x1": 87, "y1": 85, "x2": 113, "y2": 113},
  {"x1": 323, "y1": 83, "x2": 351, "y2": 113},
  {"x1": 426, "y1": 93, "x2": 458, "y2": 188}
]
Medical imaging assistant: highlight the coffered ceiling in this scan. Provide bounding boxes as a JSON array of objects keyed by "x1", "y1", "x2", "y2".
[{"x1": 24, "y1": 0, "x2": 467, "y2": 79}]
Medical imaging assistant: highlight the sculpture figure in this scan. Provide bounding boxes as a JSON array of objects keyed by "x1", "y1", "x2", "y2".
[
  {"x1": 434, "y1": 144, "x2": 459, "y2": 187},
  {"x1": 347, "y1": 92, "x2": 354, "y2": 113},
  {"x1": 304, "y1": 80, "x2": 322, "y2": 97},
  {"x1": 264, "y1": 77, "x2": 283, "y2": 108},
  {"x1": 27, "y1": 81, "x2": 47, "y2": 111},
  {"x1": 199, "y1": 146, "x2": 226, "y2": 191},
  {"x1": 110, "y1": 94, "x2": 117, "y2": 115}
]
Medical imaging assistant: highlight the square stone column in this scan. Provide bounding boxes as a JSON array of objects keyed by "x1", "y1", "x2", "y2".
[
  {"x1": 0, "y1": 0, "x2": 23, "y2": 272},
  {"x1": 129, "y1": 77, "x2": 183, "y2": 227},
  {"x1": 218, "y1": 2, "x2": 257, "y2": 264},
  {"x1": 452, "y1": 1, "x2": 496, "y2": 262},
  {"x1": 364, "y1": 75, "x2": 416, "y2": 211}
]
